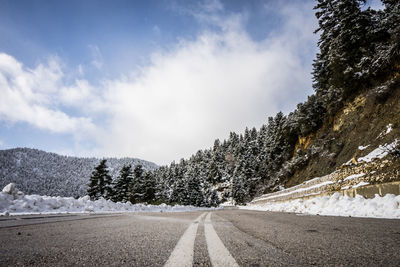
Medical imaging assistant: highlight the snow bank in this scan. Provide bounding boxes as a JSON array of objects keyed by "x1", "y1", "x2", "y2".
[
  {"x1": 242, "y1": 193, "x2": 400, "y2": 219},
  {"x1": 0, "y1": 183, "x2": 217, "y2": 216}
]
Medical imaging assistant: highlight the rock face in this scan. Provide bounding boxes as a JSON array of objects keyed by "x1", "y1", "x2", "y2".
[
  {"x1": 0, "y1": 148, "x2": 158, "y2": 197},
  {"x1": 256, "y1": 92, "x2": 400, "y2": 203},
  {"x1": 252, "y1": 151, "x2": 400, "y2": 204},
  {"x1": 285, "y1": 85, "x2": 400, "y2": 189}
]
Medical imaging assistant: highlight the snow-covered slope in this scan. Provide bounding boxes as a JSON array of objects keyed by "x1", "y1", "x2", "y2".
[{"x1": 0, "y1": 148, "x2": 157, "y2": 197}]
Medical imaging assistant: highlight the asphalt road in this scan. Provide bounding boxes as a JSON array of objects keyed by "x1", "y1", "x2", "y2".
[{"x1": 0, "y1": 210, "x2": 399, "y2": 266}]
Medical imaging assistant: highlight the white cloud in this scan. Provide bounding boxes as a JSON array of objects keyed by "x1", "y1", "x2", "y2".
[
  {"x1": 0, "y1": 1, "x2": 318, "y2": 165},
  {"x1": 0, "y1": 53, "x2": 96, "y2": 136}
]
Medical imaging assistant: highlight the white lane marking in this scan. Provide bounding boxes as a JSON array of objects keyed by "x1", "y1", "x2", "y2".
[
  {"x1": 164, "y1": 212, "x2": 206, "y2": 267},
  {"x1": 204, "y1": 212, "x2": 239, "y2": 267}
]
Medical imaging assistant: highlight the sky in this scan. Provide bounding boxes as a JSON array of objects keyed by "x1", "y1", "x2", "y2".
[{"x1": 0, "y1": 0, "x2": 383, "y2": 165}]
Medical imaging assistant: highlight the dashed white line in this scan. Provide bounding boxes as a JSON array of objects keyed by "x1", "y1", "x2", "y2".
[
  {"x1": 164, "y1": 212, "x2": 206, "y2": 267},
  {"x1": 204, "y1": 212, "x2": 239, "y2": 267}
]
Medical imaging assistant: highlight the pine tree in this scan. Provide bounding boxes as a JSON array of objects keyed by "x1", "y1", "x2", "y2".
[
  {"x1": 231, "y1": 161, "x2": 247, "y2": 204},
  {"x1": 207, "y1": 160, "x2": 222, "y2": 184},
  {"x1": 130, "y1": 164, "x2": 145, "y2": 203},
  {"x1": 208, "y1": 189, "x2": 220, "y2": 207},
  {"x1": 87, "y1": 159, "x2": 113, "y2": 200},
  {"x1": 381, "y1": 0, "x2": 400, "y2": 74},
  {"x1": 170, "y1": 177, "x2": 186, "y2": 204},
  {"x1": 313, "y1": 0, "x2": 368, "y2": 112},
  {"x1": 153, "y1": 166, "x2": 170, "y2": 203},
  {"x1": 143, "y1": 171, "x2": 156, "y2": 203},
  {"x1": 112, "y1": 164, "x2": 133, "y2": 202}
]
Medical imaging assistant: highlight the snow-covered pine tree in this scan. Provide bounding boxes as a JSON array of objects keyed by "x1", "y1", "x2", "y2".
[
  {"x1": 143, "y1": 171, "x2": 156, "y2": 203},
  {"x1": 169, "y1": 178, "x2": 186, "y2": 204},
  {"x1": 379, "y1": 0, "x2": 400, "y2": 75},
  {"x1": 207, "y1": 160, "x2": 222, "y2": 185},
  {"x1": 231, "y1": 161, "x2": 247, "y2": 204},
  {"x1": 208, "y1": 189, "x2": 220, "y2": 207},
  {"x1": 112, "y1": 164, "x2": 133, "y2": 202},
  {"x1": 313, "y1": 0, "x2": 368, "y2": 112},
  {"x1": 153, "y1": 166, "x2": 170, "y2": 203},
  {"x1": 182, "y1": 162, "x2": 203, "y2": 206},
  {"x1": 87, "y1": 159, "x2": 113, "y2": 200},
  {"x1": 130, "y1": 164, "x2": 145, "y2": 203}
]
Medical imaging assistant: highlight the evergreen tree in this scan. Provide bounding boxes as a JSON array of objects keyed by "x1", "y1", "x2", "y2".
[
  {"x1": 207, "y1": 159, "x2": 222, "y2": 184},
  {"x1": 153, "y1": 166, "x2": 170, "y2": 203},
  {"x1": 313, "y1": 0, "x2": 367, "y2": 112},
  {"x1": 87, "y1": 159, "x2": 113, "y2": 200},
  {"x1": 208, "y1": 190, "x2": 220, "y2": 207},
  {"x1": 183, "y1": 163, "x2": 204, "y2": 206},
  {"x1": 231, "y1": 162, "x2": 247, "y2": 204},
  {"x1": 130, "y1": 164, "x2": 145, "y2": 203},
  {"x1": 112, "y1": 164, "x2": 133, "y2": 202},
  {"x1": 380, "y1": 0, "x2": 400, "y2": 75},
  {"x1": 143, "y1": 171, "x2": 156, "y2": 203},
  {"x1": 170, "y1": 177, "x2": 186, "y2": 204}
]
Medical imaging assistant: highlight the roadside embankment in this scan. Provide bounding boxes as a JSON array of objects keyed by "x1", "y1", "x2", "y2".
[{"x1": 245, "y1": 141, "x2": 400, "y2": 218}]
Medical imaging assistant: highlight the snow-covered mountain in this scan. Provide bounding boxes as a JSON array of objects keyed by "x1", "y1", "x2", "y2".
[{"x1": 0, "y1": 148, "x2": 157, "y2": 197}]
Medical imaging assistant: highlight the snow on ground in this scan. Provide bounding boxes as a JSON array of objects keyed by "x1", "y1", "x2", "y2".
[
  {"x1": 343, "y1": 173, "x2": 365, "y2": 181},
  {"x1": 220, "y1": 199, "x2": 235, "y2": 206},
  {"x1": 357, "y1": 139, "x2": 398, "y2": 163},
  {"x1": 358, "y1": 145, "x2": 369, "y2": 151},
  {"x1": 0, "y1": 183, "x2": 218, "y2": 216},
  {"x1": 351, "y1": 181, "x2": 370, "y2": 188},
  {"x1": 344, "y1": 139, "x2": 397, "y2": 166},
  {"x1": 386, "y1": 123, "x2": 393, "y2": 134},
  {"x1": 242, "y1": 193, "x2": 400, "y2": 219}
]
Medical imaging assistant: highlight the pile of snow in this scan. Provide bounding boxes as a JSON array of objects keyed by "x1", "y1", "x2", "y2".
[
  {"x1": 220, "y1": 198, "x2": 235, "y2": 206},
  {"x1": 242, "y1": 193, "x2": 400, "y2": 219},
  {"x1": 0, "y1": 183, "x2": 217, "y2": 216}
]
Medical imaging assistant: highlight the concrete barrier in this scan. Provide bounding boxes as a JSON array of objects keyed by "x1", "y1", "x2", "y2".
[
  {"x1": 341, "y1": 181, "x2": 400, "y2": 198},
  {"x1": 251, "y1": 181, "x2": 400, "y2": 205}
]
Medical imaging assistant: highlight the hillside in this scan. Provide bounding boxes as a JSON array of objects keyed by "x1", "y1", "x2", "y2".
[
  {"x1": 140, "y1": 0, "x2": 400, "y2": 206},
  {"x1": 0, "y1": 148, "x2": 157, "y2": 197},
  {"x1": 285, "y1": 83, "x2": 400, "y2": 189}
]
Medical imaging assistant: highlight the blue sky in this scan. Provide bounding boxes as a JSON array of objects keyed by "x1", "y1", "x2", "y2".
[{"x1": 0, "y1": 0, "x2": 382, "y2": 165}]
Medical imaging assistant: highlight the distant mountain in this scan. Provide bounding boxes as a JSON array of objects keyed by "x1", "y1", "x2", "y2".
[{"x1": 0, "y1": 148, "x2": 158, "y2": 197}]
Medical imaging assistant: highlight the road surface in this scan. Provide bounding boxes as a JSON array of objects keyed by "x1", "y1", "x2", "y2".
[{"x1": 0, "y1": 210, "x2": 399, "y2": 266}]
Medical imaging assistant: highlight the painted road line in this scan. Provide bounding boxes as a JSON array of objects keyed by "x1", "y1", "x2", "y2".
[
  {"x1": 164, "y1": 212, "x2": 206, "y2": 267},
  {"x1": 204, "y1": 212, "x2": 239, "y2": 267}
]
